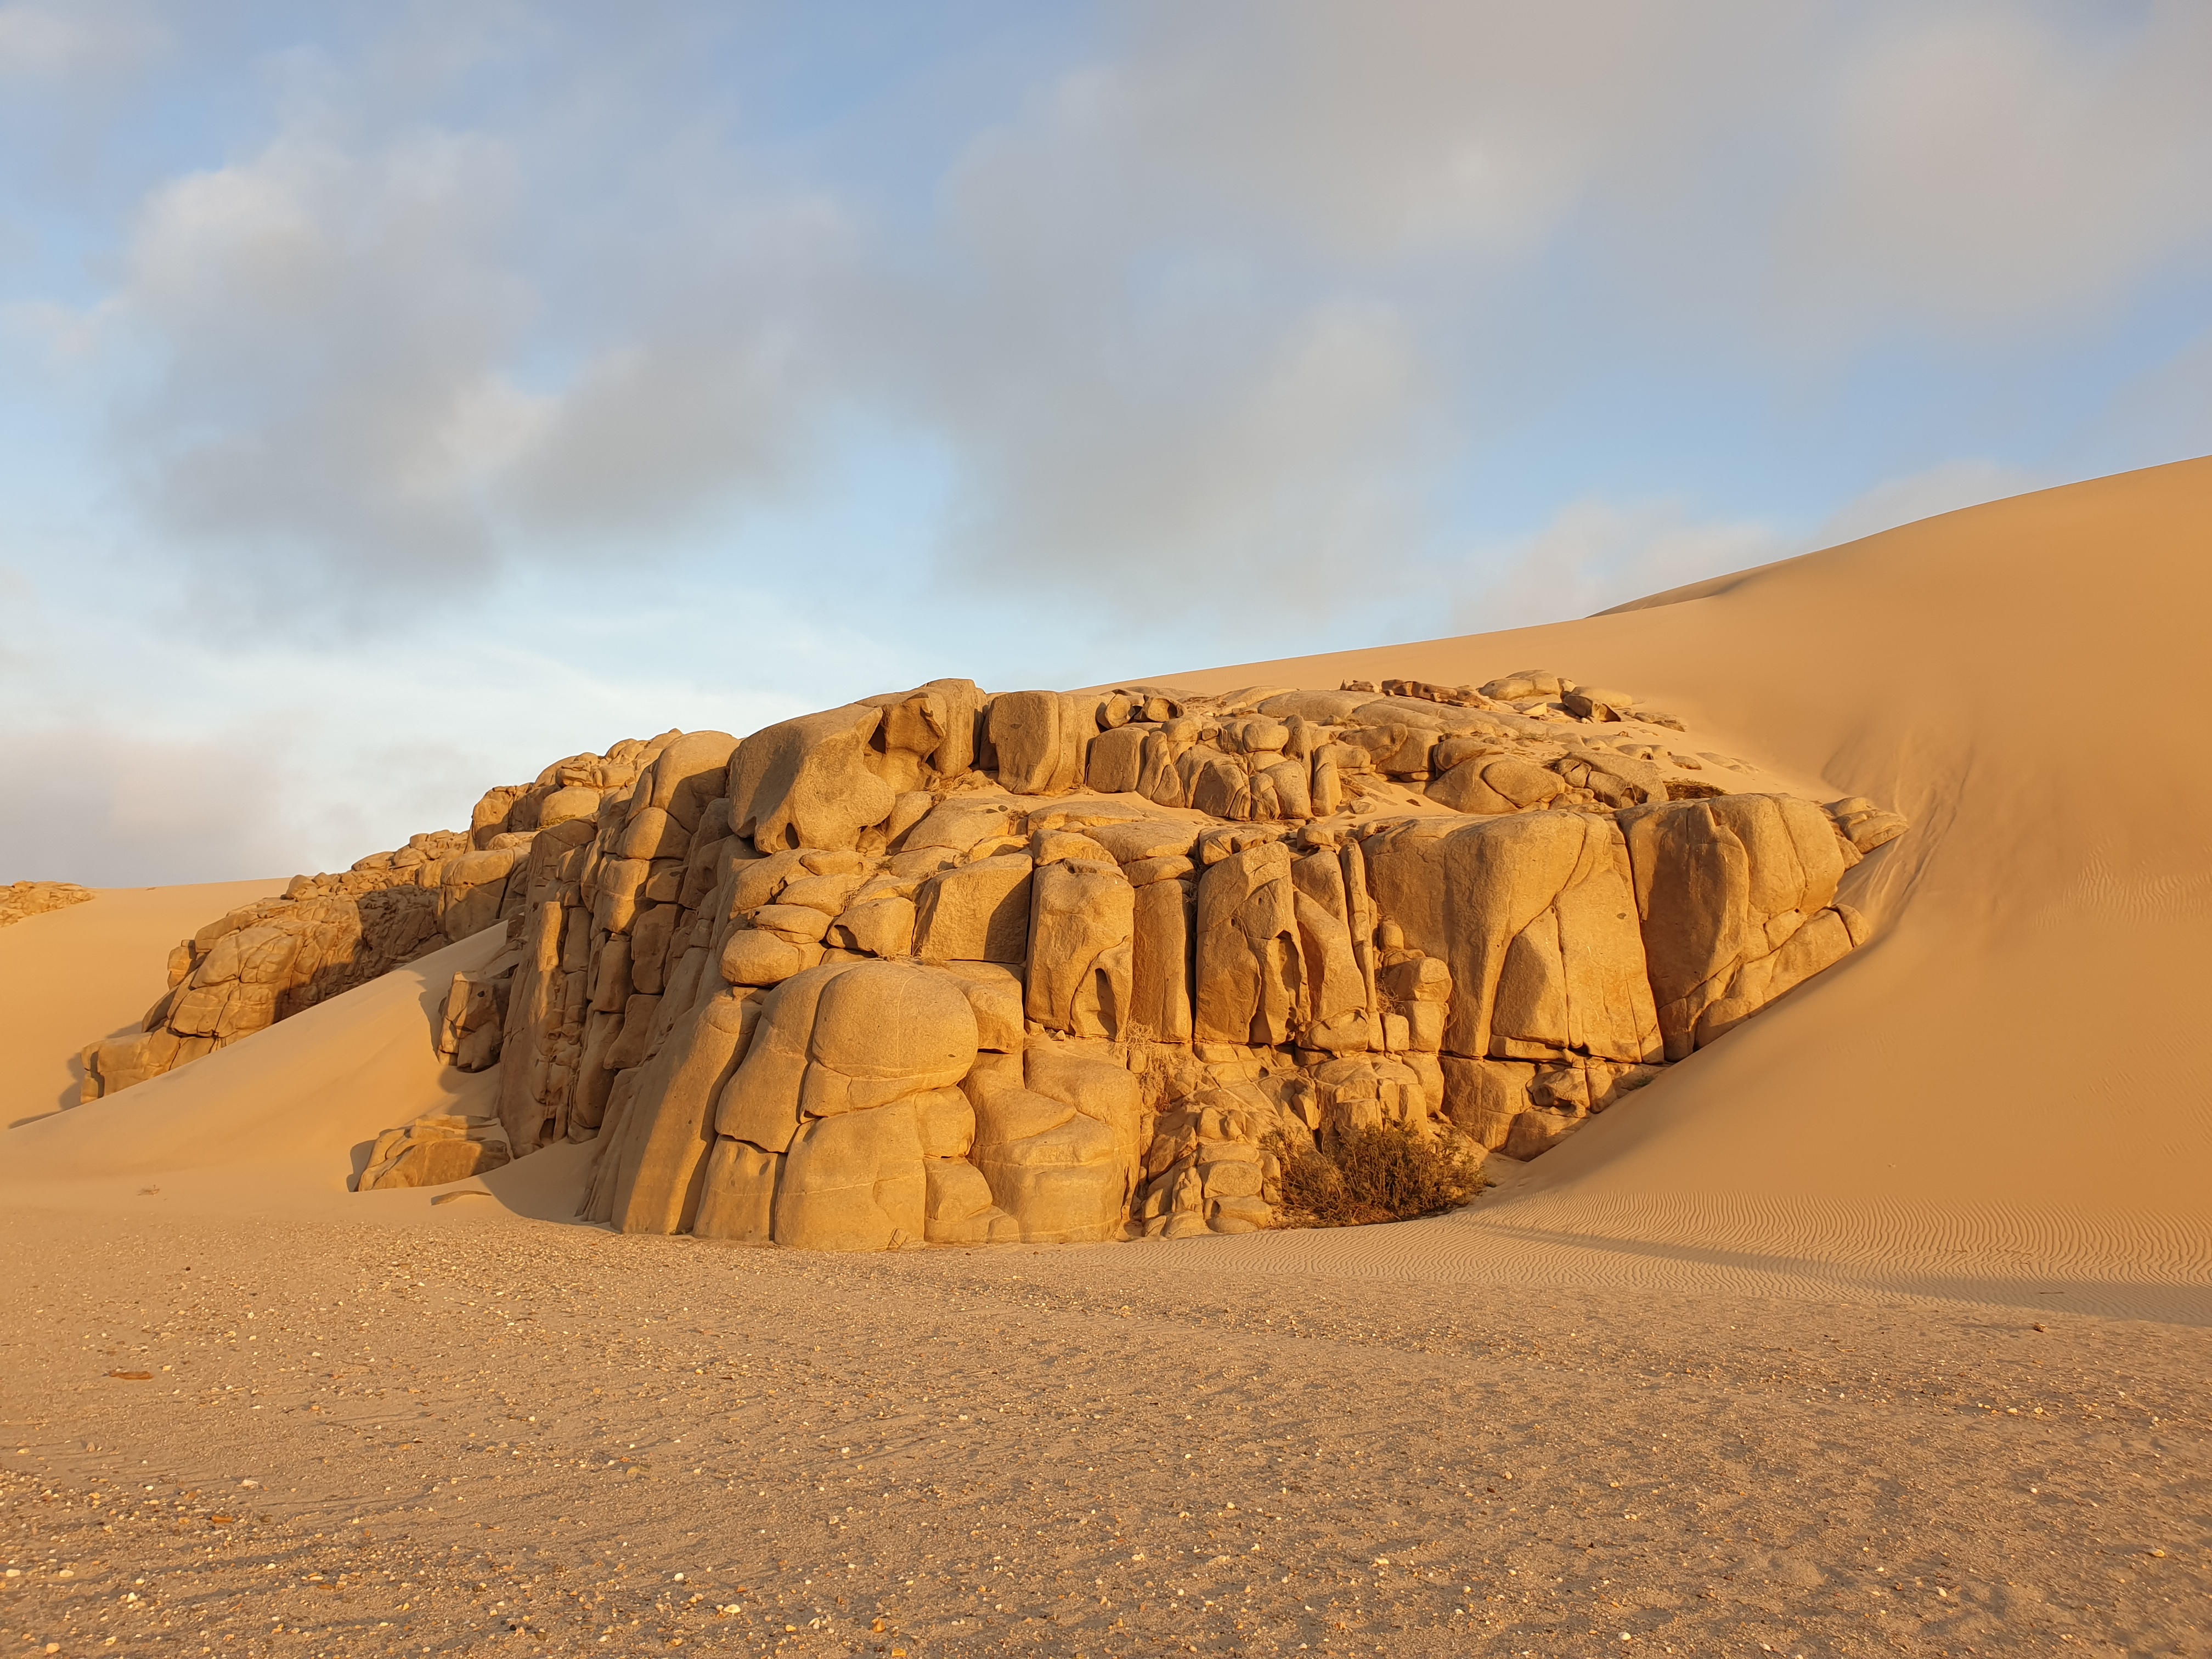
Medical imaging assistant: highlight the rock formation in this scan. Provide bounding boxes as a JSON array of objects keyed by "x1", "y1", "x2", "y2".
[
  {"x1": 358, "y1": 1115, "x2": 512, "y2": 1191},
  {"x1": 2, "y1": 882, "x2": 94, "y2": 929},
  {"x1": 80, "y1": 672, "x2": 1906, "y2": 1247}
]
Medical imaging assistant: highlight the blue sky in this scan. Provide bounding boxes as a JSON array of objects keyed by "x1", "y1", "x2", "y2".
[{"x1": 3, "y1": 1, "x2": 2209, "y2": 884}]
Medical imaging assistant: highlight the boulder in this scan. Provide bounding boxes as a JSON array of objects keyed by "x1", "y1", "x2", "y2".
[
  {"x1": 1025, "y1": 860, "x2": 1136, "y2": 1034},
  {"x1": 726, "y1": 704, "x2": 897, "y2": 854},
  {"x1": 776, "y1": 870, "x2": 865, "y2": 915},
  {"x1": 604, "y1": 988, "x2": 763, "y2": 1235},
  {"x1": 358, "y1": 1116, "x2": 512, "y2": 1192},
  {"x1": 1618, "y1": 793, "x2": 1857, "y2": 1059},
  {"x1": 830, "y1": 895, "x2": 917, "y2": 958},
  {"x1": 495, "y1": 900, "x2": 567, "y2": 1151},
  {"x1": 773, "y1": 1100, "x2": 929, "y2": 1251},
  {"x1": 800, "y1": 961, "x2": 981, "y2": 1116},
  {"x1": 1426, "y1": 758, "x2": 1515, "y2": 815},
  {"x1": 628, "y1": 904, "x2": 677, "y2": 995},
  {"x1": 1562, "y1": 685, "x2": 1635, "y2": 721},
  {"x1": 691, "y1": 1139, "x2": 781, "y2": 1242},
  {"x1": 963, "y1": 1052, "x2": 1127, "y2": 1244},
  {"x1": 1438, "y1": 1054, "x2": 1533, "y2": 1148},
  {"x1": 1363, "y1": 812, "x2": 1661, "y2": 1065},
  {"x1": 915, "y1": 1086, "x2": 978, "y2": 1158},
  {"x1": 81, "y1": 1029, "x2": 183, "y2": 1101},
  {"x1": 1502, "y1": 1107, "x2": 1582, "y2": 1159},
  {"x1": 862, "y1": 679, "x2": 985, "y2": 781},
  {"x1": 1024, "y1": 1044, "x2": 1145, "y2": 1197},
  {"x1": 1087, "y1": 819, "x2": 1204, "y2": 864},
  {"x1": 719, "y1": 927, "x2": 817, "y2": 988},
  {"x1": 436, "y1": 968, "x2": 511, "y2": 1072},
  {"x1": 707, "y1": 961, "x2": 979, "y2": 1250},
  {"x1": 751, "y1": 902, "x2": 835, "y2": 945},
  {"x1": 988, "y1": 691, "x2": 1089, "y2": 794},
  {"x1": 1, "y1": 881, "x2": 94, "y2": 929},
  {"x1": 601, "y1": 994, "x2": 664, "y2": 1070},
  {"x1": 944, "y1": 962, "x2": 1026, "y2": 1052},
  {"x1": 1086, "y1": 725, "x2": 1148, "y2": 794},
  {"x1": 1477, "y1": 757, "x2": 1567, "y2": 810},
  {"x1": 1127, "y1": 876, "x2": 1194, "y2": 1043},
  {"x1": 1826, "y1": 796, "x2": 1910, "y2": 854},
  {"x1": 641, "y1": 730, "x2": 740, "y2": 831},
  {"x1": 903, "y1": 800, "x2": 1022, "y2": 857},
  {"x1": 537, "y1": 785, "x2": 602, "y2": 831},
  {"x1": 1193, "y1": 842, "x2": 1301, "y2": 1047},
  {"x1": 715, "y1": 964, "x2": 864, "y2": 1154},
  {"x1": 912, "y1": 854, "x2": 1034, "y2": 963},
  {"x1": 923, "y1": 1157, "x2": 1013, "y2": 1245}
]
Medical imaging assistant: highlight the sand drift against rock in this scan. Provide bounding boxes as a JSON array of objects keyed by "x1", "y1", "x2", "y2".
[
  {"x1": 72, "y1": 672, "x2": 1904, "y2": 1250},
  {"x1": 1, "y1": 882, "x2": 94, "y2": 930}
]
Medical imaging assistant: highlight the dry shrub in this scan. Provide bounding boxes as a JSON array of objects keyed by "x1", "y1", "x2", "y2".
[{"x1": 1276, "y1": 1121, "x2": 1486, "y2": 1228}]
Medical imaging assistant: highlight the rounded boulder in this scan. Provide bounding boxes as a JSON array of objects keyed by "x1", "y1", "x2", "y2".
[{"x1": 808, "y1": 961, "x2": 980, "y2": 1087}]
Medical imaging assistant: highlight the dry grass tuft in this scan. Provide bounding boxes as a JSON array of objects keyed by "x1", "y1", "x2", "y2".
[{"x1": 1276, "y1": 1121, "x2": 1486, "y2": 1228}]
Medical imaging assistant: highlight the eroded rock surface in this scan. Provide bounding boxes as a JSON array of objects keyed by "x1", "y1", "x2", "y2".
[
  {"x1": 2, "y1": 882, "x2": 94, "y2": 928},
  {"x1": 89, "y1": 673, "x2": 1904, "y2": 1234}
]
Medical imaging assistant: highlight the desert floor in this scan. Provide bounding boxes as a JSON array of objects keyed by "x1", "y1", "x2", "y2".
[{"x1": 5, "y1": 1198, "x2": 2206, "y2": 1658}]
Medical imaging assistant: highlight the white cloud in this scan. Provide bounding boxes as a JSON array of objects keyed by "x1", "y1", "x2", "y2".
[
  {"x1": 0, "y1": 1, "x2": 161, "y2": 80},
  {"x1": 7, "y1": 2, "x2": 2212, "y2": 884},
  {"x1": 922, "y1": 298, "x2": 1437, "y2": 621},
  {"x1": 1808, "y1": 458, "x2": 2046, "y2": 548},
  {"x1": 35, "y1": 0, "x2": 2212, "y2": 645},
  {"x1": 1442, "y1": 455, "x2": 2055, "y2": 630},
  {"x1": 1775, "y1": 3, "x2": 2212, "y2": 334},
  {"x1": 1451, "y1": 499, "x2": 1786, "y2": 631},
  {"x1": 108, "y1": 128, "x2": 533, "y2": 610}
]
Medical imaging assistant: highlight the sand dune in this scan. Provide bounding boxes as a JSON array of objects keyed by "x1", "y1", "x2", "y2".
[
  {"x1": 0, "y1": 915, "x2": 507, "y2": 1212},
  {"x1": 1164, "y1": 455, "x2": 2212, "y2": 1283},
  {"x1": 5, "y1": 460, "x2": 2208, "y2": 1296},
  {"x1": 0, "y1": 879, "x2": 286, "y2": 1128}
]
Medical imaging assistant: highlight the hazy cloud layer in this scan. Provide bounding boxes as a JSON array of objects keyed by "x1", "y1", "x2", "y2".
[{"x1": 2, "y1": 1, "x2": 2208, "y2": 881}]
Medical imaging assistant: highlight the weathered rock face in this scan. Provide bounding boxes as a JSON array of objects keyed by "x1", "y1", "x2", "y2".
[
  {"x1": 101, "y1": 670, "x2": 1903, "y2": 1235},
  {"x1": 357, "y1": 1115, "x2": 511, "y2": 1191},
  {"x1": 2, "y1": 882, "x2": 94, "y2": 929},
  {"x1": 81, "y1": 853, "x2": 462, "y2": 1101},
  {"x1": 1617, "y1": 793, "x2": 1867, "y2": 1060},
  {"x1": 78, "y1": 730, "x2": 703, "y2": 1108}
]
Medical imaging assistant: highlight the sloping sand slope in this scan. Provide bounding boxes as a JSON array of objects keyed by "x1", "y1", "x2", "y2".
[
  {"x1": 0, "y1": 915, "x2": 508, "y2": 1210},
  {"x1": 1163, "y1": 455, "x2": 2212, "y2": 1281},
  {"x1": 0, "y1": 879, "x2": 285, "y2": 1127}
]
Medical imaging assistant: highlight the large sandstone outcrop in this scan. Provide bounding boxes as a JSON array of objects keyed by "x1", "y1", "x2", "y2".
[{"x1": 87, "y1": 670, "x2": 1903, "y2": 1240}]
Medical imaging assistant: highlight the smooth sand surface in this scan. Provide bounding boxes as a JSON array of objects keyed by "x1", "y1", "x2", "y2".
[
  {"x1": 0, "y1": 880, "x2": 285, "y2": 1128},
  {"x1": 4, "y1": 462, "x2": 2209, "y2": 1654}
]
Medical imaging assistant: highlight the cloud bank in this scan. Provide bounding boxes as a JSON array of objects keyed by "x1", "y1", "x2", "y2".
[{"x1": 2, "y1": 1, "x2": 2208, "y2": 882}]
